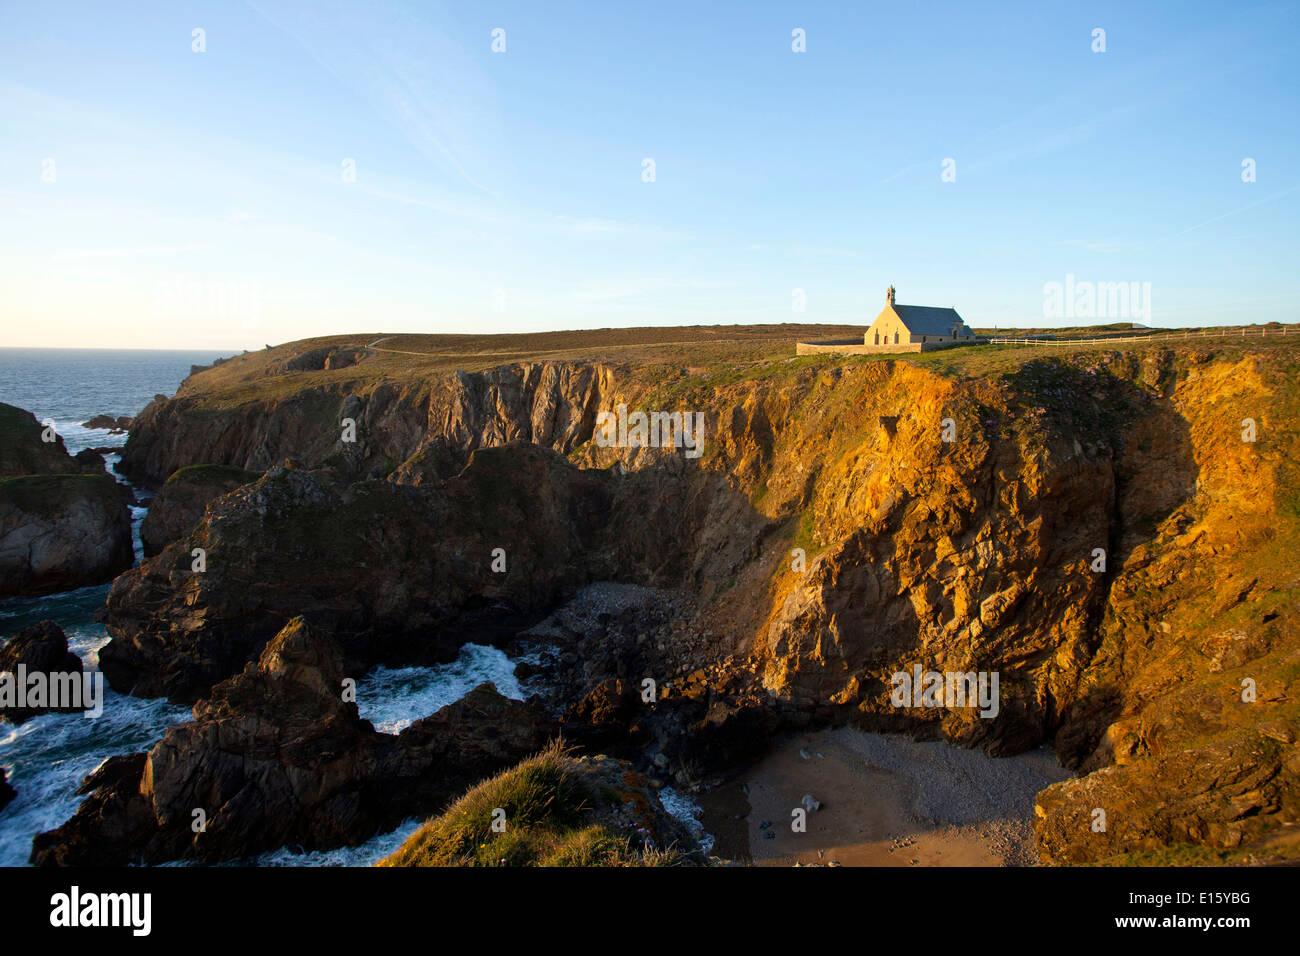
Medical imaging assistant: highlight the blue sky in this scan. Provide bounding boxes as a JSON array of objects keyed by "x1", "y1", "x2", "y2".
[{"x1": 1, "y1": 0, "x2": 1297, "y2": 348}]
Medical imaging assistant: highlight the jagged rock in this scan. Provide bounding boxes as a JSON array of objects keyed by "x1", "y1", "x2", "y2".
[
  {"x1": 325, "y1": 349, "x2": 362, "y2": 370},
  {"x1": 0, "y1": 403, "x2": 104, "y2": 478},
  {"x1": 116, "y1": 360, "x2": 615, "y2": 487},
  {"x1": 139, "y1": 464, "x2": 261, "y2": 557},
  {"x1": 32, "y1": 618, "x2": 556, "y2": 866},
  {"x1": 100, "y1": 444, "x2": 622, "y2": 702},
  {"x1": 0, "y1": 620, "x2": 85, "y2": 723},
  {"x1": 81, "y1": 415, "x2": 132, "y2": 433},
  {"x1": 1035, "y1": 726, "x2": 1299, "y2": 864}
]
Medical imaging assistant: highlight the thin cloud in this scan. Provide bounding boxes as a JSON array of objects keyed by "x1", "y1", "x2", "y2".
[
  {"x1": 1163, "y1": 185, "x2": 1300, "y2": 241},
  {"x1": 245, "y1": 0, "x2": 501, "y2": 196}
]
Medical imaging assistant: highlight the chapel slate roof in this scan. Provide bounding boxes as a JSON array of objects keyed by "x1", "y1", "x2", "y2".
[{"x1": 889, "y1": 304, "x2": 966, "y2": 334}]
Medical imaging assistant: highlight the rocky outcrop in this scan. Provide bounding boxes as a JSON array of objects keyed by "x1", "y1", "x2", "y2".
[
  {"x1": 0, "y1": 403, "x2": 104, "y2": 478},
  {"x1": 1036, "y1": 717, "x2": 1300, "y2": 864},
  {"x1": 32, "y1": 617, "x2": 556, "y2": 866},
  {"x1": 0, "y1": 620, "x2": 85, "y2": 723},
  {"x1": 117, "y1": 361, "x2": 618, "y2": 487},
  {"x1": 99, "y1": 444, "x2": 627, "y2": 701},
  {"x1": 0, "y1": 474, "x2": 134, "y2": 597},
  {"x1": 517, "y1": 584, "x2": 783, "y2": 787},
  {"x1": 0, "y1": 403, "x2": 133, "y2": 597},
  {"x1": 139, "y1": 464, "x2": 261, "y2": 557},
  {"x1": 81, "y1": 415, "x2": 132, "y2": 433}
]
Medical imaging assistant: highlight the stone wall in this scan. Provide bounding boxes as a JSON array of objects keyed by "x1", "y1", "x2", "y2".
[{"x1": 796, "y1": 338, "x2": 979, "y2": 356}]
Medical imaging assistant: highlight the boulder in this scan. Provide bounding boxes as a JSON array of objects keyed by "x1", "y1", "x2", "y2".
[{"x1": 0, "y1": 620, "x2": 85, "y2": 723}]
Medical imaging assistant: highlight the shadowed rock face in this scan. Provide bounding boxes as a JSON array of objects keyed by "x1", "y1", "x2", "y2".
[
  {"x1": 31, "y1": 618, "x2": 556, "y2": 866},
  {"x1": 0, "y1": 475, "x2": 133, "y2": 598},
  {"x1": 100, "y1": 444, "x2": 623, "y2": 702},
  {"x1": 0, "y1": 476, "x2": 133, "y2": 598},
  {"x1": 0, "y1": 403, "x2": 107, "y2": 479},
  {"x1": 0, "y1": 620, "x2": 85, "y2": 724},
  {"x1": 0, "y1": 404, "x2": 133, "y2": 597}
]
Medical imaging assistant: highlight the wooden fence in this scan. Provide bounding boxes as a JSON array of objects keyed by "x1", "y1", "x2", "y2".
[{"x1": 987, "y1": 326, "x2": 1298, "y2": 347}]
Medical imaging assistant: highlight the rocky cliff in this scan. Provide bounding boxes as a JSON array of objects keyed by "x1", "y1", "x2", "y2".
[
  {"x1": 0, "y1": 404, "x2": 133, "y2": 597},
  {"x1": 71, "y1": 337, "x2": 1300, "y2": 864},
  {"x1": 116, "y1": 360, "x2": 618, "y2": 487}
]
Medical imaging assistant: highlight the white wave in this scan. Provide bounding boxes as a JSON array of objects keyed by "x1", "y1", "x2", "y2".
[
  {"x1": 357, "y1": 643, "x2": 524, "y2": 735},
  {"x1": 0, "y1": 687, "x2": 189, "y2": 867},
  {"x1": 252, "y1": 818, "x2": 424, "y2": 867},
  {"x1": 1, "y1": 614, "x2": 526, "y2": 866},
  {"x1": 656, "y1": 786, "x2": 716, "y2": 855},
  {"x1": 41, "y1": 420, "x2": 129, "y2": 456}
]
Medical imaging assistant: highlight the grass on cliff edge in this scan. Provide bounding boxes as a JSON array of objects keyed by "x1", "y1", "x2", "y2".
[
  {"x1": 172, "y1": 323, "x2": 1300, "y2": 410},
  {"x1": 378, "y1": 742, "x2": 688, "y2": 867},
  {"x1": 164, "y1": 463, "x2": 263, "y2": 486}
]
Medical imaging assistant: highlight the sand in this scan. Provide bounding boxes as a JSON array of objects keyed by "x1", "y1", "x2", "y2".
[{"x1": 699, "y1": 727, "x2": 1071, "y2": 867}]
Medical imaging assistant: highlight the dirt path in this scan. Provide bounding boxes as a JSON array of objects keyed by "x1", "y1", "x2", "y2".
[{"x1": 700, "y1": 727, "x2": 1071, "y2": 867}]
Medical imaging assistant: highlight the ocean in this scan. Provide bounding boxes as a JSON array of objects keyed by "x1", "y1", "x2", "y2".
[{"x1": 0, "y1": 348, "x2": 529, "y2": 866}]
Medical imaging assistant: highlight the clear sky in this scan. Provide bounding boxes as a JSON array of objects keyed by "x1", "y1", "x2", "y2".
[{"x1": 1, "y1": 0, "x2": 1297, "y2": 349}]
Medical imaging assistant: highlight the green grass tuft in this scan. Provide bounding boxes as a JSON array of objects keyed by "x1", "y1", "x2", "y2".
[{"x1": 379, "y1": 741, "x2": 691, "y2": 868}]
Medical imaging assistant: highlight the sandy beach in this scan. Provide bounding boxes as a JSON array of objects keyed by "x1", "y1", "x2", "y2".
[{"x1": 700, "y1": 727, "x2": 1071, "y2": 866}]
